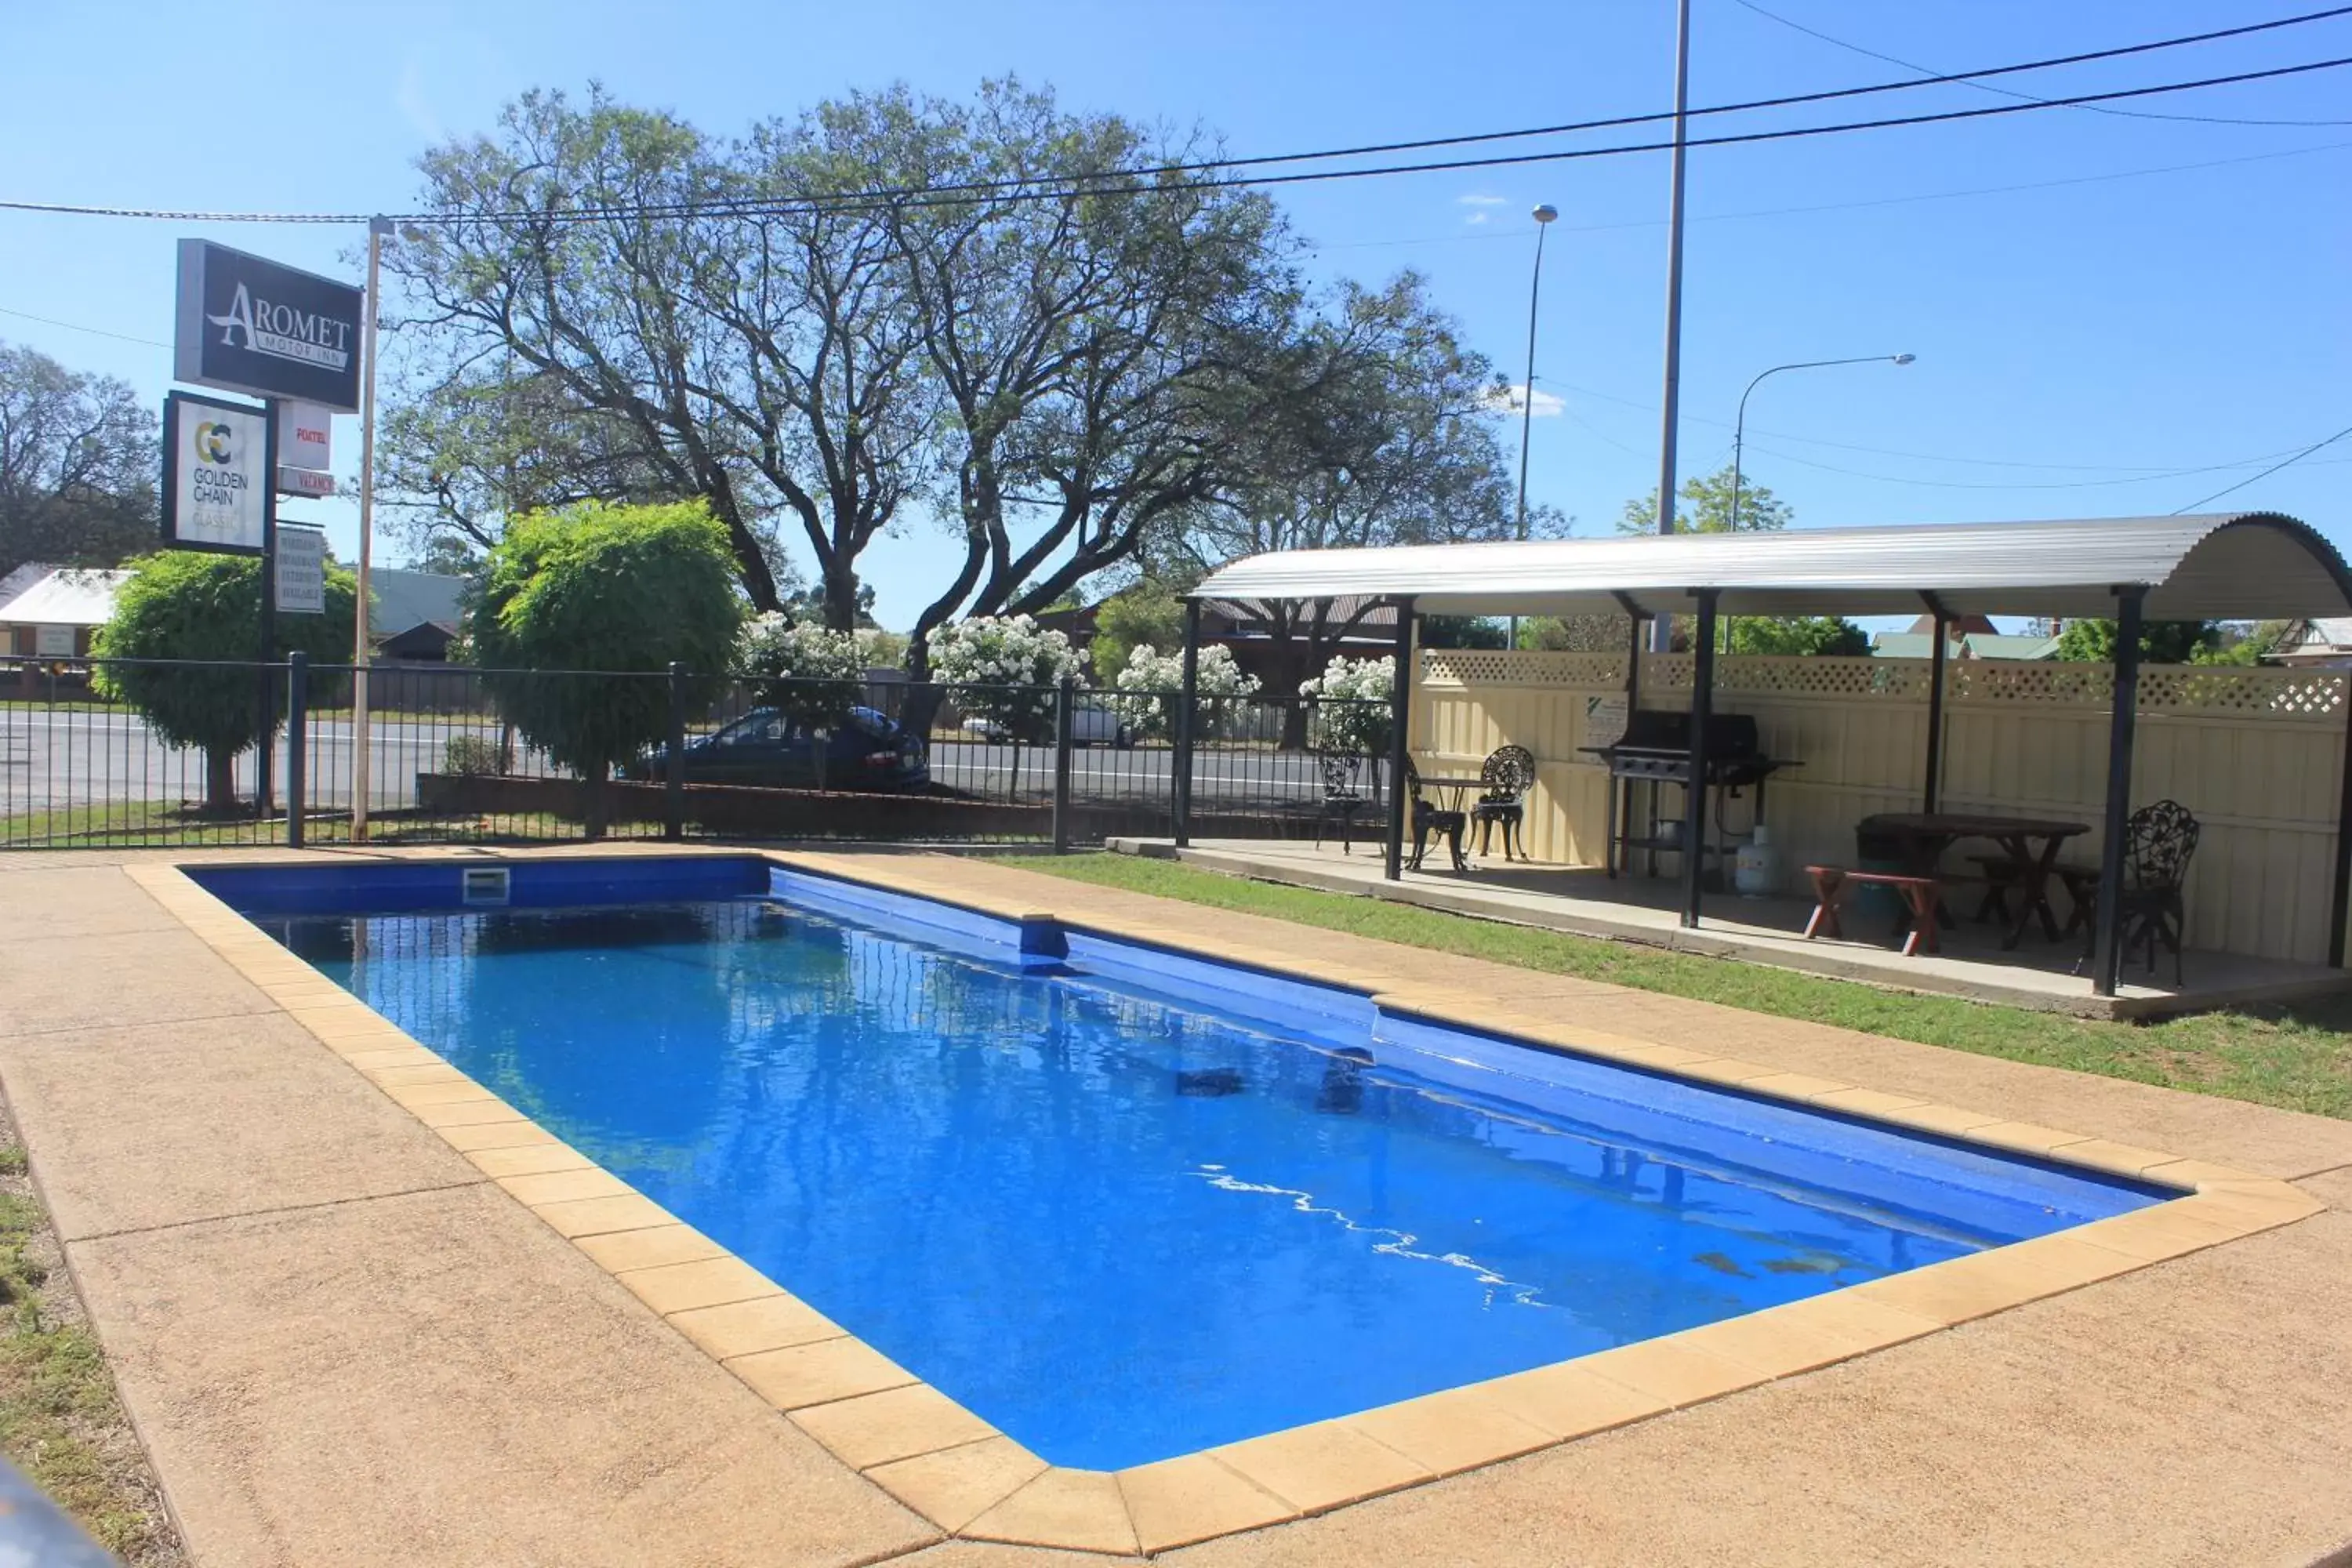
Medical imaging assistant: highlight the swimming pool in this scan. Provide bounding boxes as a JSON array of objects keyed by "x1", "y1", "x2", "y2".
[{"x1": 200, "y1": 857, "x2": 2163, "y2": 1472}]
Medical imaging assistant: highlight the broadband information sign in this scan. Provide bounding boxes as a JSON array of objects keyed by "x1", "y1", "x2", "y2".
[{"x1": 161, "y1": 390, "x2": 271, "y2": 554}]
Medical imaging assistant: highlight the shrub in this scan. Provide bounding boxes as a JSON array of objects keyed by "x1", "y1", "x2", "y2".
[
  {"x1": 927, "y1": 615, "x2": 1084, "y2": 743},
  {"x1": 92, "y1": 553, "x2": 358, "y2": 813},
  {"x1": 738, "y1": 614, "x2": 869, "y2": 729},
  {"x1": 1102, "y1": 643, "x2": 1261, "y2": 740},
  {"x1": 443, "y1": 735, "x2": 502, "y2": 775},
  {"x1": 1298, "y1": 655, "x2": 1394, "y2": 754},
  {"x1": 471, "y1": 500, "x2": 742, "y2": 836}
]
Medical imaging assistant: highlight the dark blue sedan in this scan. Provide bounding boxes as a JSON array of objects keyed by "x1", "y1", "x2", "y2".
[{"x1": 627, "y1": 706, "x2": 930, "y2": 793}]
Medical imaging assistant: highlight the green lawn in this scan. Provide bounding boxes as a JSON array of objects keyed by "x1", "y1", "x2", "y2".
[{"x1": 1000, "y1": 852, "x2": 2352, "y2": 1120}]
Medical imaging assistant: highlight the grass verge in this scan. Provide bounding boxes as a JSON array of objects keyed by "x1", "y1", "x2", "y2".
[
  {"x1": 0, "y1": 1111, "x2": 184, "y2": 1564},
  {"x1": 1001, "y1": 852, "x2": 2352, "y2": 1120}
]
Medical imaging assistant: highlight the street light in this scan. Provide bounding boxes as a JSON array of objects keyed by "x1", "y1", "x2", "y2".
[
  {"x1": 1514, "y1": 203, "x2": 1559, "y2": 542},
  {"x1": 1728, "y1": 353, "x2": 1915, "y2": 533},
  {"x1": 1510, "y1": 204, "x2": 1559, "y2": 650}
]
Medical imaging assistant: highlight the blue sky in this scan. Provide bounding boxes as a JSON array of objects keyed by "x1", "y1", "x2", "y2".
[{"x1": 3, "y1": 1, "x2": 2347, "y2": 630}]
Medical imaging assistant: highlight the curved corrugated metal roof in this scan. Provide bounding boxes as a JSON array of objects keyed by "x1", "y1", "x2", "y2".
[{"x1": 1192, "y1": 513, "x2": 2352, "y2": 620}]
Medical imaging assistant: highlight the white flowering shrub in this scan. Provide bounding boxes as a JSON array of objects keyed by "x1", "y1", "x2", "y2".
[
  {"x1": 1102, "y1": 644, "x2": 1261, "y2": 740},
  {"x1": 1298, "y1": 655, "x2": 1395, "y2": 754},
  {"x1": 738, "y1": 613, "x2": 869, "y2": 728},
  {"x1": 927, "y1": 615, "x2": 1085, "y2": 742}
]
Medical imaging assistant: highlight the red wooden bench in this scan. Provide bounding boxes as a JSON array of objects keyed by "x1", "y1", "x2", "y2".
[{"x1": 1802, "y1": 865, "x2": 1944, "y2": 957}]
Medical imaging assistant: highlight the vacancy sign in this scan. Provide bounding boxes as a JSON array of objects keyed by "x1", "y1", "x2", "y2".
[
  {"x1": 275, "y1": 525, "x2": 327, "y2": 614},
  {"x1": 162, "y1": 390, "x2": 269, "y2": 554}
]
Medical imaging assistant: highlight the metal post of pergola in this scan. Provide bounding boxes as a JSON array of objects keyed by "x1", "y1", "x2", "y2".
[{"x1": 1383, "y1": 597, "x2": 1417, "y2": 882}]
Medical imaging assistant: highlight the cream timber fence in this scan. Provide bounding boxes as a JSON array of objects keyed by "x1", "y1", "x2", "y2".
[{"x1": 1414, "y1": 648, "x2": 2350, "y2": 965}]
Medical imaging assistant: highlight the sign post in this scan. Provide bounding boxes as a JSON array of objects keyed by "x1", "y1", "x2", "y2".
[{"x1": 174, "y1": 241, "x2": 363, "y2": 829}]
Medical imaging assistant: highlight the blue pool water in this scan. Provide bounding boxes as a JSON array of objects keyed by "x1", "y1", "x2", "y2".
[{"x1": 217, "y1": 860, "x2": 2161, "y2": 1470}]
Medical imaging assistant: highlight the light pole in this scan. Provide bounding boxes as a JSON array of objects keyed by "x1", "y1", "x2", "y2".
[
  {"x1": 1728, "y1": 354, "x2": 1915, "y2": 532},
  {"x1": 350, "y1": 217, "x2": 390, "y2": 842},
  {"x1": 1649, "y1": 0, "x2": 1693, "y2": 655},
  {"x1": 1513, "y1": 203, "x2": 1559, "y2": 541},
  {"x1": 1511, "y1": 203, "x2": 1559, "y2": 649}
]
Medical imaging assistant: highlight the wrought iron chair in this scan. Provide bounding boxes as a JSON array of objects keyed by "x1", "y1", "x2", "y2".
[
  {"x1": 1313, "y1": 752, "x2": 1370, "y2": 853},
  {"x1": 1406, "y1": 757, "x2": 1468, "y2": 873},
  {"x1": 1471, "y1": 745, "x2": 1537, "y2": 862},
  {"x1": 2070, "y1": 799, "x2": 2201, "y2": 984}
]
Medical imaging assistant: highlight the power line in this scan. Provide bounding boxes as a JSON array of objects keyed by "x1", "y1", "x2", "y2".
[
  {"x1": 2170, "y1": 423, "x2": 2352, "y2": 511},
  {"x1": 1549, "y1": 379, "x2": 2350, "y2": 477},
  {"x1": 5, "y1": 14, "x2": 2352, "y2": 227},
  {"x1": 1729, "y1": 0, "x2": 2352, "y2": 127},
  {"x1": 1308, "y1": 137, "x2": 2352, "y2": 252},
  {"x1": 0, "y1": 304, "x2": 169, "y2": 349},
  {"x1": 1741, "y1": 437, "x2": 2352, "y2": 490}
]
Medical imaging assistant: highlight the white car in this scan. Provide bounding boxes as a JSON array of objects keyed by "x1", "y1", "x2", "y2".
[{"x1": 960, "y1": 705, "x2": 1136, "y2": 748}]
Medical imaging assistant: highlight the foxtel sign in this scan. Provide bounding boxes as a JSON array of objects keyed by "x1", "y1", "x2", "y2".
[{"x1": 175, "y1": 240, "x2": 363, "y2": 412}]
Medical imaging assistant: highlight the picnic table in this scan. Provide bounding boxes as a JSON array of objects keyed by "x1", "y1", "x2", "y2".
[{"x1": 1857, "y1": 811, "x2": 2090, "y2": 950}]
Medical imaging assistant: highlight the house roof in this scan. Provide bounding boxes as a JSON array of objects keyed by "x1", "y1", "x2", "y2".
[
  {"x1": 1193, "y1": 514, "x2": 2352, "y2": 622},
  {"x1": 0, "y1": 568, "x2": 132, "y2": 627},
  {"x1": 368, "y1": 568, "x2": 465, "y2": 639}
]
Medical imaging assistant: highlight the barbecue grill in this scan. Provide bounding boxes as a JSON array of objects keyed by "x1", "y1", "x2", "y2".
[{"x1": 1581, "y1": 710, "x2": 1795, "y2": 879}]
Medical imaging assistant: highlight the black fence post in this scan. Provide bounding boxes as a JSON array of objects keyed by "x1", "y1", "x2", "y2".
[
  {"x1": 1174, "y1": 600, "x2": 1201, "y2": 845},
  {"x1": 1052, "y1": 674, "x2": 1076, "y2": 853},
  {"x1": 666, "y1": 662, "x2": 687, "y2": 842},
  {"x1": 285, "y1": 652, "x2": 308, "y2": 849}
]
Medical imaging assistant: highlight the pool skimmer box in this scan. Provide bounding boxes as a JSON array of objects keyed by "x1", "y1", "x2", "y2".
[{"x1": 459, "y1": 867, "x2": 511, "y2": 907}]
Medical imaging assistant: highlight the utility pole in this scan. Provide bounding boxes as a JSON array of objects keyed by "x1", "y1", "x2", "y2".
[
  {"x1": 350, "y1": 217, "x2": 388, "y2": 841},
  {"x1": 1649, "y1": 0, "x2": 1693, "y2": 655}
]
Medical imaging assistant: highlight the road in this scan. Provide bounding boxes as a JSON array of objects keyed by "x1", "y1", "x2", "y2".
[{"x1": 1, "y1": 707, "x2": 1334, "y2": 820}]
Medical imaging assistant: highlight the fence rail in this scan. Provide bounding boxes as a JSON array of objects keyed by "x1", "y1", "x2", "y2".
[{"x1": 1, "y1": 655, "x2": 1393, "y2": 852}]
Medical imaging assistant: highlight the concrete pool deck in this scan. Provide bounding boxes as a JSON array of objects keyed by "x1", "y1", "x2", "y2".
[{"x1": 1, "y1": 844, "x2": 2349, "y2": 1565}]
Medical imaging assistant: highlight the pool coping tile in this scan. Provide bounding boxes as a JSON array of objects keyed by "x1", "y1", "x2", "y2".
[
  {"x1": 1205, "y1": 1418, "x2": 1435, "y2": 1514},
  {"x1": 1117, "y1": 1453, "x2": 1298, "y2": 1553},
  {"x1": 124, "y1": 852, "x2": 2339, "y2": 1560},
  {"x1": 866, "y1": 1437, "x2": 1050, "y2": 1534},
  {"x1": 964, "y1": 1468, "x2": 1139, "y2": 1556}
]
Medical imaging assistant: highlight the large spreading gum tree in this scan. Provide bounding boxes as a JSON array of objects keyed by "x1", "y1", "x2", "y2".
[
  {"x1": 93, "y1": 551, "x2": 358, "y2": 815},
  {"x1": 471, "y1": 499, "x2": 742, "y2": 837}
]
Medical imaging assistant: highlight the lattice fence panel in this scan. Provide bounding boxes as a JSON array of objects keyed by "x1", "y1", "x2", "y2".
[{"x1": 1420, "y1": 649, "x2": 1629, "y2": 689}]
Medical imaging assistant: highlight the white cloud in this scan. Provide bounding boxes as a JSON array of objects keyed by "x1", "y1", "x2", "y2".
[
  {"x1": 1457, "y1": 194, "x2": 1508, "y2": 206},
  {"x1": 1483, "y1": 384, "x2": 1565, "y2": 418}
]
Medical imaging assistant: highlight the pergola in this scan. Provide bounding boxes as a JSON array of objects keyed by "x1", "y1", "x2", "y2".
[{"x1": 1173, "y1": 513, "x2": 2352, "y2": 997}]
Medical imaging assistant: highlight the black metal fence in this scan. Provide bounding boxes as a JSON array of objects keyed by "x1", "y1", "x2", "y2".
[{"x1": 1, "y1": 654, "x2": 1396, "y2": 851}]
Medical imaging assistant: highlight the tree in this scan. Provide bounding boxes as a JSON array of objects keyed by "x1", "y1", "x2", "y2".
[
  {"x1": 1728, "y1": 615, "x2": 1869, "y2": 656},
  {"x1": 0, "y1": 342, "x2": 159, "y2": 577},
  {"x1": 91, "y1": 553, "x2": 357, "y2": 814},
  {"x1": 1519, "y1": 615, "x2": 1629, "y2": 652},
  {"x1": 471, "y1": 500, "x2": 743, "y2": 837},
  {"x1": 1616, "y1": 463, "x2": 1791, "y2": 535},
  {"x1": 1171, "y1": 273, "x2": 1534, "y2": 736},
  {"x1": 1421, "y1": 615, "x2": 1511, "y2": 649},
  {"x1": 2192, "y1": 619, "x2": 2292, "y2": 666},
  {"x1": 1090, "y1": 578, "x2": 1189, "y2": 684},
  {"x1": 2053, "y1": 618, "x2": 2222, "y2": 664},
  {"x1": 384, "y1": 82, "x2": 1308, "y2": 648}
]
